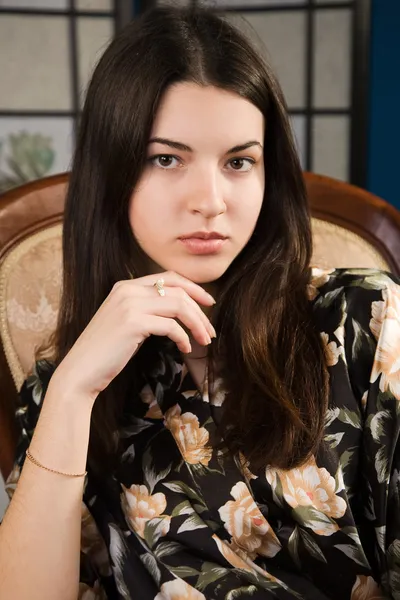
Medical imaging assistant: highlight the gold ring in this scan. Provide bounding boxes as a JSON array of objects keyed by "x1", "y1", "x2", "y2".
[{"x1": 154, "y1": 278, "x2": 166, "y2": 297}]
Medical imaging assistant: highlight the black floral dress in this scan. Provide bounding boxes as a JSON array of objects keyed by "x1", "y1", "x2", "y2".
[{"x1": 4, "y1": 268, "x2": 400, "y2": 600}]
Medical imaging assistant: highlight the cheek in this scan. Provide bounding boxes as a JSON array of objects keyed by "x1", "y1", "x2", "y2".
[
  {"x1": 129, "y1": 181, "x2": 172, "y2": 238},
  {"x1": 233, "y1": 181, "x2": 264, "y2": 231}
]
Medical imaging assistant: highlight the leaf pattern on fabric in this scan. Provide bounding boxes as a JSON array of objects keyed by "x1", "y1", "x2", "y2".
[{"x1": 3, "y1": 268, "x2": 400, "y2": 599}]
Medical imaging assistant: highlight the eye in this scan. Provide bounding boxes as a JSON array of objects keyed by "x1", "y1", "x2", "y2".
[
  {"x1": 149, "y1": 154, "x2": 182, "y2": 169},
  {"x1": 227, "y1": 157, "x2": 255, "y2": 172}
]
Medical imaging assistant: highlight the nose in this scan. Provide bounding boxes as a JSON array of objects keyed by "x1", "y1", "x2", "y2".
[{"x1": 186, "y1": 167, "x2": 226, "y2": 218}]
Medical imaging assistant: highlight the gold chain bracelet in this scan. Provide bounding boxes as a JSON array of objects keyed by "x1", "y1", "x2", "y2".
[{"x1": 25, "y1": 449, "x2": 87, "y2": 478}]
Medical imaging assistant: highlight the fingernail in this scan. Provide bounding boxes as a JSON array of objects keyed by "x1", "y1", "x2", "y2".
[
  {"x1": 207, "y1": 293, "x2": 216, "y2": 304},
  {"x1": 205, "y1": 334, "x2": 212, "y2": 345},
  {"x1": 210, "y1": 326, "x2": 217, "y2": 338}
]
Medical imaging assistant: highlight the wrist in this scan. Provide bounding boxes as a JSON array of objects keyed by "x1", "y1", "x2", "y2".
[{"x1": 46, "y1": 371, "x2": 96, "y2": 413}]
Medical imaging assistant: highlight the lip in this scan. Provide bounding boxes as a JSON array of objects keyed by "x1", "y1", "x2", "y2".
[
  {"x1": 179, "y1": 231, "x2": 227, "y2": 240},
  {"x1": 179, "y1": 237, "x2": 227, "y2": 255}
]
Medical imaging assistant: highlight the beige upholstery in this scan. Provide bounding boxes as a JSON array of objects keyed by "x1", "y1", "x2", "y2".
[
  {"x1": 0, "y1": 219, "x2": 391, "y2": 391},
  {"x1": 0, "y1": 224, "x2": 62, "y2": 390},
  {"x1": 311, "y1": 218, "x2": 390, "y2": 271}
]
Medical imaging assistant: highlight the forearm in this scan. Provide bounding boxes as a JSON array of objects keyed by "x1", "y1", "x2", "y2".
[{"x1": 0, "y1": 379, "x2": 93, "y2": 600}]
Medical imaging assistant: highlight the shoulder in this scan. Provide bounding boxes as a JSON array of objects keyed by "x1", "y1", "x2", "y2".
[
  {"x1": 310, "y1": 266, "x2": 399, "y2": 296},
  {"x1": 310, "y1": 268, "x2": 400, "y2": 400},
  {"x1": 310, "y1": 267, "x2": 400, "y2": 328}
]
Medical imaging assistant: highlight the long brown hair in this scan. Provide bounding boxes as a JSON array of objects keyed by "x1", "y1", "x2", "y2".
[{"x1": 48, "y1": 4, "x2": 328, "y2": 474}]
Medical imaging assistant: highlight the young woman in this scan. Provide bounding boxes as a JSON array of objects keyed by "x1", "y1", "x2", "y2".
[{"x1": 1, "y1": 5, "x2": 399, "y2": 600}]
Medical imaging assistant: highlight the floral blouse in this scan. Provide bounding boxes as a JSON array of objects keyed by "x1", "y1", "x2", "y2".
[{"x1": 4, "y1": 268, "x2": 400, "y2": 600}]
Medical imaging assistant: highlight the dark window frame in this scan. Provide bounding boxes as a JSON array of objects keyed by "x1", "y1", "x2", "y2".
[
  {"x1": 0, "y1": 0, "x2": 370, "y2": 186},
  {"x1": 135, "y1": 0, "x2": 371, "y2": 187},
  {"x1": 0, "y1": 0, "x2": 131, "y2": 145}
]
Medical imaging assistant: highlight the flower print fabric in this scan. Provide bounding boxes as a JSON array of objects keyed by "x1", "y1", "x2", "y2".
[
  {"x1": 164, "y1": 404, "x2": 213, "y2": 467},
  {"x1": 3, "y1": 268, "x2": 400, "y2": 599}
]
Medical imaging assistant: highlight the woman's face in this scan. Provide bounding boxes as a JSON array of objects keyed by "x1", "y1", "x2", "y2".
[{"x1": 129, "y1": 83, "x2": 265, "y2": 284}]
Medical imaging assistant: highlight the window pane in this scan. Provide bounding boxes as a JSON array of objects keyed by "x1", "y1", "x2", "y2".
[
  {"x1": 312, "y1": 116, "x2": 349, "y2": 181},
  {"x1": 205, "y1": 0, "x2": 306, "y2": 6},
  {"x1": 0, "y1": 117, "x2": 73, "y2": 192},
  {"x1": 290, "y1": 115, "x2": 306, "y2": 169},
  {"x1": 0, "y1": 0, "x2": 67, "y2": 9},
  {"x1": 0, "y1": 15, "x2": 71, "y2": 110},
  {"x1": 75, "y1": 0, "x2": 113, "y2": 10},
  {"x1": 156, "y1": 0, "x2": 191, "y2": 4},
  {"x1": 226, "y1": 11, "x2": 306, "y2": 108},
  {"x1": 313, "y1": 9, "x2": 352, "y2": 108},
  {"x1": 77, "y1": 17, "x2": 114, "y2": 107}
]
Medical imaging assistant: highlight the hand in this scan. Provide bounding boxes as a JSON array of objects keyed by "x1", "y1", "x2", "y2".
[{"x1": 52, "y1": 272, "x2": 216, "y2": 404}]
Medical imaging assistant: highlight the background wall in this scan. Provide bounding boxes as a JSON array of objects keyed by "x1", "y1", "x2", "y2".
[
  {"x1": 0, "y1": 0, "x2": 362, "y2": 193},
  {"x1": 222, "y1": 0, "x2": 354, "y2": 182},
  {"x1": 0, "y1": 0, "x2": 116, "y2": 193},
  {"x1": 367, "y1": 0, "x2": 400, "y2": 209}
]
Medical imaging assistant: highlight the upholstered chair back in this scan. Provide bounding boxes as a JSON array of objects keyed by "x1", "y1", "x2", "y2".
[{"x1": 0, "y1": 172, "x2": 399, "y2": 479}]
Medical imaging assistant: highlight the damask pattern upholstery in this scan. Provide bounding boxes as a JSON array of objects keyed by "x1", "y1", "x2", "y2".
[
  {"x1": 0, "y1": 225, "x2": 61, "y2": 390},
  {"x1": 0, "y1": 219, "x2": 390, "y2": 391}
]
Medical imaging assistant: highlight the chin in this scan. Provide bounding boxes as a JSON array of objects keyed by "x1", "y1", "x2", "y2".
[{"x1": 166, "y1": 258, "x2": 233, "y2": 284}]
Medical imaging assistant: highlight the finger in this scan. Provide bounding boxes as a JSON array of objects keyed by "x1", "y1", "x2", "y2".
[
  {"x1": 150, "y1": 285, "x2": 216, "y2": 339},
  {"x1": 132, "y1": 271, "x2": 216, "y2": 306},
  {"x1": 142, "y1": 315, "x2": 192, "y2": 353},
  {"x1": 139, "y1": 293, "x2": 212, "y2": 346},
  {"x1": 174, "y1": 289, "x2": 217, "y2": 339},
  {"x1": 132, "y1": 285, "x2": 216, "y2": 339}
]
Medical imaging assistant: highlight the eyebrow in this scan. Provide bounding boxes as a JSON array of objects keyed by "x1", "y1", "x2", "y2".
[{"x1": 148, "y1": 137, "x2": 263, "y2": 154}]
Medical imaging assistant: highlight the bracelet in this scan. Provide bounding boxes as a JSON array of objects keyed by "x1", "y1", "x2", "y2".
[{"x1": 25, "y1": 449, "x2": 87, "y2": 478}]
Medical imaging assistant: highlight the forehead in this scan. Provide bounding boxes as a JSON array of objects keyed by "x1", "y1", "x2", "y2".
[{"x1": 150, "y1": 82, "x2": 265, "y2": 148}]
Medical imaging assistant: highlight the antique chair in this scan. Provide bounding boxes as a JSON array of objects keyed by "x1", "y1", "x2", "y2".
[{"x1": 1, "y1": 172, "x2": 400, "y2": 481}]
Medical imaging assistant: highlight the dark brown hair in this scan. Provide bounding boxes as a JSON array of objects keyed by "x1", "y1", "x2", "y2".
[{"x1": 49, "y1": 4, "x2": 328, "y2": 473}]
